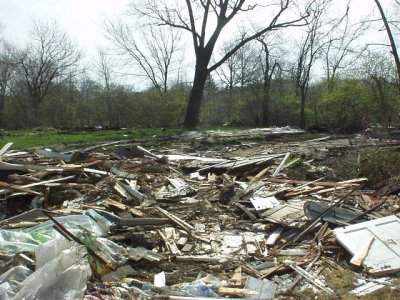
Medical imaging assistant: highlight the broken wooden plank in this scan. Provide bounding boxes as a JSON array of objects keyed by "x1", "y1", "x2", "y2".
[
  {"x1": 136, "y1": 145, "x2": 168, "y2": 163},
  {"x1": 175, "y1": 255, "x2": 230, "y2": 263},
  {"x1": 156, "y1": 207, "x2": 194, "y2": 231},
  {"x1": 266, "y1": 227, "x2": 284, "y2": 246},
  {"x1": 217, "y1": 287, "x2": 257, "y2": 298},
  {"x1": 284, "y1": 260, "x2": 333, "y2": 293},
  {"x1": 157, "y1": 229, "x2": 181, "y2": 255},
  {"x1": 264, "y1": 177, "x2": 368, "y2": 187},
  {"x1": 235, "y1": 203, "x2": 257, "y2": 221},
  {"x1": 0, "y1": 142, "x2": 13, "y2": 157},
  {"x1": 248, "y1": 166, "x2": 271, "y2": 186},
  {"x1": 0, "y1": 175, "x2": 76, "y2": 196},
  {"x1": 116, "y1": 180, "x2": 145, "y2": 201},
  {"x1": 0, "y1": 181, "x2": 43, "y2": 196},
  {"x1": 272, "y1": 152, "x2": 290, "y2": 177},
  {"x1": 350, "y1": 235, "x2": 374, "y2": 267},
  {"x1": 118, "y1": 218, "x2": 171, "y2": 226},
  {"x1": 274, "y1": 249, "x2": 308, "y2": 256}
]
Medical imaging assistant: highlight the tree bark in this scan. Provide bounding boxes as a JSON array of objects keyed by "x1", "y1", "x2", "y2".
[
  {"x1": 299, "y1": 88, "x2": 306, "y2": 129},
  {"x1": 183, "y1": 62, "x2": 209, "y2": 128},
  {"x1": 261, "y1": 81, "x2": 271, "y2": 126},
  {"x1": 0, "y1": 97, "x2": 4, "y2": 128},
  {"x1": 374, "y1": 0, "x2": 400, "y2": 85}
]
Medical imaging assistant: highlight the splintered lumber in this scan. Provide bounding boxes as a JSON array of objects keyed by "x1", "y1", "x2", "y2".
[
  {"x1": 0, "y1": 181, "x2": 43, "y2": 196},
  {"x1": 241, "y1": 265, "x2": 262, "y2": 278},
  {"x1": 156, "y1": 207, "x2": 194, "y2": 231},
  {"x1": 175, "y1": 255, "x2": 229, "y2": 263},
  {"x1": 314, "y1": 186, "x2": 347, "y2": 194},
  {"x1": 116, "y1": 181, "x2": 145, "y2": 201},
  {"x1": 350, "y1": 236, "x2": 374, "y2": 267},
  {"x1": 281, "y1": 158, "x2": 300, "y2": 170},
  {"x1": 0, "y1": 160, "x2": 28, "y2": 171},
  {"x1": 284, "y1": 260, "x2": 333, "y2": 293},
  {"x1": 274, "y1": 249, "x2": 308, "y2": 256},
  {"x1": 266, "y1": 227, "x2": 284, "y2": 245},
  {"x1": 228, "y1": 267, "x2": 243, "y2": 287},
  {"x1": 249, "y1": 167, "x2": 270, "y2": 184},
  {"x1": 157, "y1": 229, "x2": 181, "y2": 255},
  {"x1": 0, "y1": 143, "x2": 13, "y2": 157},
  {"x1": 217, "y1": 287, "x2": 257, "y2": 297},
  {"x1": 118, "y1": 218, "x2": 170, "y2": 226},
  {"x1": 136, "y1": 145, "x2": 168, "y2": 163},
  {"x1": 283, "y1": 185, "x2": 361, "y2": 246},
  {"x1": 7, "y1": 174, "x2": 41, "y2": 183},
  {"x1": 260, "y1": 260, "x2": 307, "y2": 278},
  {"x1": 103, "y1": 199, "x2": 144, "y2": 217},
  {"x1": 35, "y1": 149, "x2": 71, "y2": 160},
  {"x1": 285, "y1": 252, "x2": 321, "y2": 293},
  {"x1": 264, "y1": 177, "x2": 367, "y2": 187},
  {"x1": 0, "y1": 175, "x2": 76, "y2": 194},
  {"x1": 235, "y1": 203, "x2": 257, "y2": 221},
  {"x1": 114, "y1": 182, "x2": 130, "y2": 198},
  {"x1": 82, "y1": 168, "x2": 112, "y2": 176},
  {"x1": 198, "y1": 154, "x2": 283, "y2": 174},
  {"x1": 272, "y1": 152, "x2": 290, "y2": 177}
]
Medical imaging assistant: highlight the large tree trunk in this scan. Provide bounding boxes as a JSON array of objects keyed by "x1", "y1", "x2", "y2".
[
  {"x1": 261, "y1": 82, "x2": 271, "y2": 126},
  {"x1": 0, "y1": 98, "x2": 4, "y2": 128},
  {"x1": 183, "y1": 64, "x2": 209, "y2": 128},
  {"x1": 299, "y1": 88, "x2": 306, "y2": 129},
  {"x1": 375, "y1": 0, "x2": 400, "y2": 86}
]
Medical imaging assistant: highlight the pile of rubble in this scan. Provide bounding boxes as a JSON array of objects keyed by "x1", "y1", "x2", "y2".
[{"x1": 0, "y1": 131, "x2": 399, "y2": 299}]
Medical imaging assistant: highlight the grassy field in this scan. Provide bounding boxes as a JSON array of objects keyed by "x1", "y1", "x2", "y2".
[
  {"x1": 0, "y1": 128, "x2": 186, "y2": 150},
  {"x1": 0, "y1": 126, "x2": 317, "y2": 150}
]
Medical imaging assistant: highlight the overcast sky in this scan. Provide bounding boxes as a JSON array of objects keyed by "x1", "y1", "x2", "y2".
[
  {"x1": 0, "y1": 0, "x2": 394, "y2": 87},
  {"x1": 0, "y1": 0, "x2": 130, "y2": 50},
  {"x1": 0, "y1": 0, "x2": 388, "y2": 51}
]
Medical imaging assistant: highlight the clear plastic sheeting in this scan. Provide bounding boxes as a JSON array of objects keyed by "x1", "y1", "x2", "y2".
[
  {"x1": 0, "y1": 211, "x2": 112, "y2": 255},
  {"x1": 78, "y1": 233, "x2": 127, "y2": 274},
  {"x1": 14, "y1": 242, "x2": 91, "y2": 300},
  {"x1": 35, "y1": 236, "x2": 76, "y2": 268},
  {"x1": 0, "y1": 266, "x2": 32, "y2": 300},
  {"x1": 180, "y1": 274, "x2": 222, "y2": 298}
]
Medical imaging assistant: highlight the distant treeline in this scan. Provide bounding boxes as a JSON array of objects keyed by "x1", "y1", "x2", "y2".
[{"x1": 2, "y1": 75, "x2": 399, "y2": 133}]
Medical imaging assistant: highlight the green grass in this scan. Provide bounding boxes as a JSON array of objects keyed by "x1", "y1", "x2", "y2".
[
  {"x1": 0, "y1": 128, "x2": 185, "y2": 150},
  {"x1": 0, "y1": 125, "x2": 309, "y2": 150}
]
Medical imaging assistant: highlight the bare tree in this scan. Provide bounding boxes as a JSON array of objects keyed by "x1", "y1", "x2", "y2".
[
  {"x1": 0, "y1": 41, "x2": 15, "y2": 128},
  {"x1": 322, "y1": 5, "x2": 368, "y2": 89},
  {"x1": 96, "y1": 48, "x2": 114, "y2": 127},
  {"x1": 216, "y1": 41, "x2": 258, "y2": 90},
  {"x1": 292, "y1": 1, "x2": 330, "y2": 129},
  {"x1": 374, "y1": 0, "x2": 400, "y2": 85},
  {"x1": 133, "y1": 0, "x2": 313, "y2": 128},
  {"x1": 15, "y1": 20, "x2": 81, "y2": 120},
  {"x1": 105, "y1": 21, "x2": 182, "y2": 93},
  {"x1": 360, "y1": 51, "x2": 398, "y2": 129},
  {"x1": 257, "y1": 35, "x2": 283, "y2": 126}
]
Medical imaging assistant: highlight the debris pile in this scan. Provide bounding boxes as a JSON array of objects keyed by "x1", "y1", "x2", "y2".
[{"x1": 0, "y1": 131, "x2": 399, "y2": 299}]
